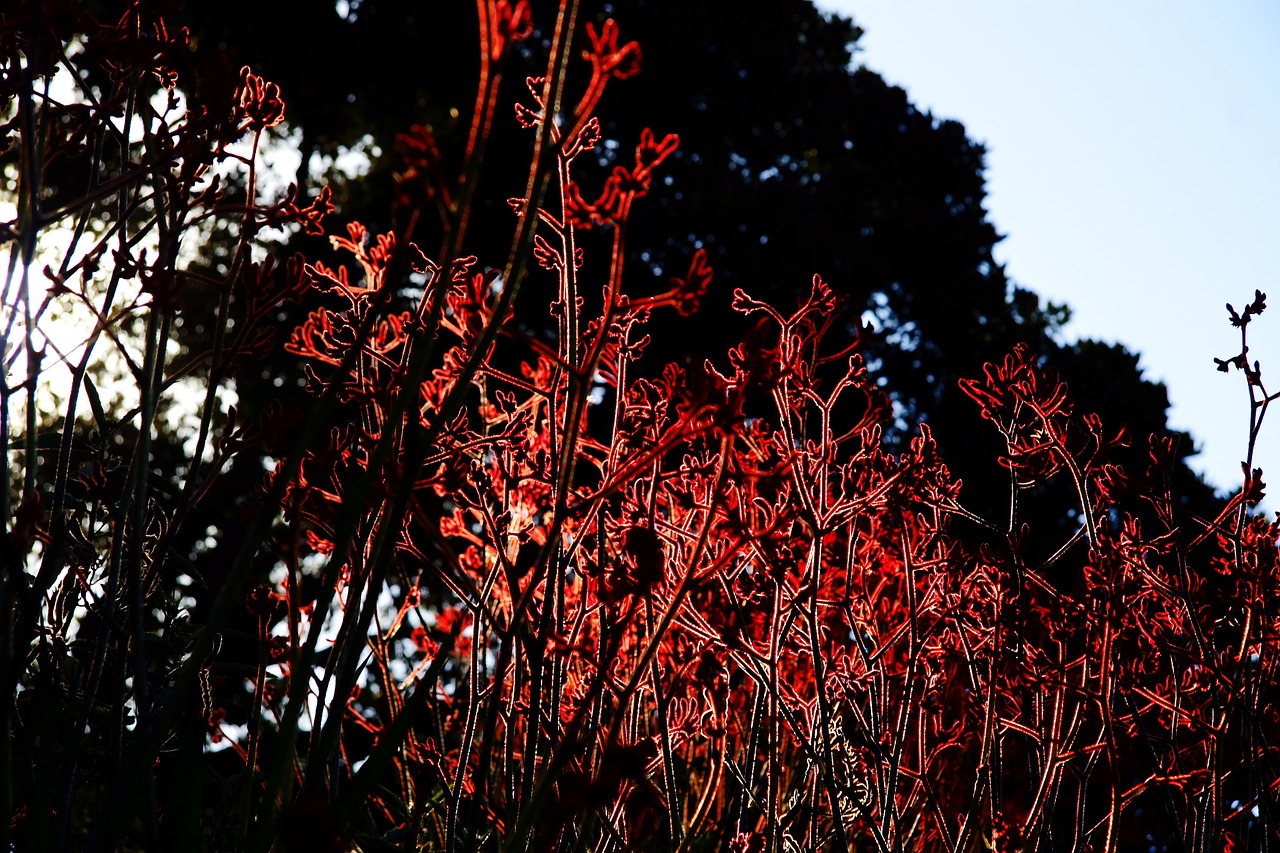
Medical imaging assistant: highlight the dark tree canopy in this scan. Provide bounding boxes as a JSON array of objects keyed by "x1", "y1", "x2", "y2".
[{"x1": 119, "y1": 0, "x2": 1223, "y2": 530}]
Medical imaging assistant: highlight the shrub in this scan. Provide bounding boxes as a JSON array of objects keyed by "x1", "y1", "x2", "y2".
[{"x1": 3, "y1": 2, "x2": 1277, "y2": 851}]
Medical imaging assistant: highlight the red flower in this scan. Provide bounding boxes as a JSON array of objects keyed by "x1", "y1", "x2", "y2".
[
  {"x1": 232, "y1": 66, "x2": 285, "y2": 132},
  {"x1": 489, "y1": 0, "x2": 532, "y2": 60},
  {"x1": 583, "y1": 19, "x2": 642, "y2": 80}
]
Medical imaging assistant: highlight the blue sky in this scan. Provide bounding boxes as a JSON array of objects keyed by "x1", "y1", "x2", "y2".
[{"x1": 817, "y1": 0, "x2": 1280, "y2": 503}]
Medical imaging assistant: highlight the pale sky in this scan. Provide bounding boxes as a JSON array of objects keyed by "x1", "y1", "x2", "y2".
[{"x1": 817, "y1": 0, "x2": 1280, "y2": 504}]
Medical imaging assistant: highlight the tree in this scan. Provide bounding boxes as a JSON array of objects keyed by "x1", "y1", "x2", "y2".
[{"x1": 167, "y1": 0, "x2": 1220, "y2": 538}]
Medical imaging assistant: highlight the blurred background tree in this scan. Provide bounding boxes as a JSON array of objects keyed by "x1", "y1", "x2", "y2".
[{"x1": 153, "y1": 0, "x2": 1218, "y2": 542}]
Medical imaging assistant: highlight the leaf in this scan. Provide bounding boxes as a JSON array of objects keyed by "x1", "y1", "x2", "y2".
[{"x1": 83, "y1": 374, "x2": 110, "y2": 436}]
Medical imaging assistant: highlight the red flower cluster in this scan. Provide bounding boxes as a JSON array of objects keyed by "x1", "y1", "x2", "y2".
[
  {"x1": 8, "y1": 3, "x2": 1276, "y2": 851},
  {"x1": 262, "y1": 12, "x2": 1280, "y2": 852}
]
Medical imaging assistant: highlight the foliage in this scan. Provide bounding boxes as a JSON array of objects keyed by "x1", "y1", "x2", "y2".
[
  {"x1": 164, "y1": 0, "x2": 1221, "y2": 546},
  {"x1": 2, "y1": 2, "x2": 1278, "y2": 852}
]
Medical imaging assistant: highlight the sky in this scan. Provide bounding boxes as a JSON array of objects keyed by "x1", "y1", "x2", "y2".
[{"x1": 816, "y1": 0, "x2": 1280, "y2": 504}]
